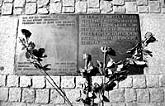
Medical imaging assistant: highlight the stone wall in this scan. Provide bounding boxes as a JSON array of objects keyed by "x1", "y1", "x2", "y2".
[{"x1": 0, "y1": 0, "x2": 165, "y2": 106}]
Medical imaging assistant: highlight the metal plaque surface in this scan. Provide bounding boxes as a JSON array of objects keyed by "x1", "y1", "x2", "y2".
[{"x1": 16, "y1": 15, "x2": 78, "y2": 75}]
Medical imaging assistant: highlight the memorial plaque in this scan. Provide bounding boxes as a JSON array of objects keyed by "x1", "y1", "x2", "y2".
[
  {"x1": 15, "y1": 14, "x2": 141, "y2": 75},
  {"x1": 16, "y1": 15, "x2": 78, "y2": 75}
]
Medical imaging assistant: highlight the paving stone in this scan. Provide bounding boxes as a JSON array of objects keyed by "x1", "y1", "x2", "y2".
[
  {"x1": 113, "y1": 6, "x2": 126, "y2": 13},
  {"x1": 32, "y1": 76, "x2": 45, "y2": 88},
  {"x1": 14, "y1": 8, "x2": 23, "y2": 15},
  {"x1": 12, "y1": 102, "x2": 26, "y2": 106},
  {"x1": 125, "y1": 88, "x2": 136, "y2": 102},
  {"x1": 50, "y1": 0, "x2": 60, "y2": 2},
  {"x1": 62, "y1": 6, "x2": 75, "y2": 13},
  {"x1": 88, "y1": 0, "x2": 99, "y2": 8},
  {"x1": 149, "y1": 1, "x2": 161, "y2": 13},
  {"x1": 133, "y1": 75, "x2": 146, "y2": 88},
  {"x1": 138, "y1": 6, "x2": 149, "y2": 13},
  {"x1": 35, "y1": 89, "x2": 49, "y2": 104},
  {"x1": 146, "y1": 75, "x2": 159, "y2": 88},
  {"x1": 22, "y1": 88, "x2": 35, "y2": 103},
  {"x1": 2, "y1": 3, "x2": 13, "y2": 15},
  {"x1": 76, "y1": 76, "x2": 86, "y2": 88},
  {"x1": 75, "y1": 1, "x2": 87, "y2": 13},
  {"x1": 149, "y1": 88, "x2": 164, "y2": 102},
  {"x1": 9, "y1": 88, "x2": 21, "y2": 102},
  {"x1": 26, "y1": 0, "x2": 37, "y2": 2},
  {"x1": 46, "y1": 76, "x2": 60, "y2": 88},
  {"x1": 20, "y1": 76, "x2": 31, "y2": 87},
  {"x1": 65, "y1": 89, "x2": 80, "y2": 103},
  {"x1": 25, "y1": 3, "x2": 37, "y2": 14},
  {"x1": 37, "y1": 0, "x2": 50, "y2": 7},
  {"x1": 109, "y1": 89, "x2": 125, "y2": 102},
  {"x1": 14, "y1": 0, "x2": 25, "y2": 7},
  {"x1": 26, "y1": 103, "x2": 40, "y2": 106},
  {"x1": 4, "y1": 0, "x2": 13, "y2": 3},
  {"x1": 136, "y1": 89, "x2": 149, "y2": 103},
  {"x1": 113, "y1": 0, "x2": 125, "y2": 6},
  {"x1": 87, "y1": 8, "x2": 100, "y2": 13},
  {"x1": 38, "y1": 7, "x2": 49, "y2": 14},
  {"x1": 7, "y1": 75, "x2": 19, "y2": 87},
  {"x1": 100, "y1": 0, "x2": 113, "y2": 13},
  {"x1": 137, "y1": 0, "x2": 148, "y2": 6},
  {"x1": 0, "y1": 87, "x2": 8, "y2": 101},
  {"x1": 50, "y1": 89, "x2": 64, "y2": 104},
  {"x1": 61, "y1": 76, "x2": 75, "y2": 88},
  {"x1": 125, "y1": 2, "x2": 137, "y2": 13},
  {"x1": 0, "y1": 75, "x2": 6, "y2": 86},
  {"x1": 49, "y1": 2, "x2": 62, "y2": 13},
  {"x1": 111, "y1": 103, "x2": 125, "y2": 106},
  {"x1": 63, "y1": 0, "x2": 74, "y2": 6},
  {"x1": 119, "y1": 76, "x2": 133, "y2": 88}
]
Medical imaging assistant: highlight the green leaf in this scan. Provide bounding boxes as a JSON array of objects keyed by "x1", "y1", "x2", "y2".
[{"x1": 102, "y1": 95, "x2": 109, "y2": 102}]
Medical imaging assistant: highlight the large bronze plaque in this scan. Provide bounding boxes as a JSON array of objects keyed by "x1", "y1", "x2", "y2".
[
  {"x1": 16, "y1": 15, "x2": 78, "y2": 75},
  {"x1": 15, "y1": 14, "x2": 141, "y2": 75}
]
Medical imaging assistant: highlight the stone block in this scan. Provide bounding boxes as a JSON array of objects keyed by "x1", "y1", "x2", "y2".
[
  {"x1": 14, "y1": 8, "x2": 23, "y2": 15},
  {"x1": 46, "y1": 76, "x2": 60, "y2": 88},
  {"x1": 149, "y1": 88, "x2": 164, "y2": 102},
  {"x1": 75, "y1": 1, "x2": 87, "y2": 13},
  {"x1": 50, "y1": 89, "x2": 64, "y2": 104},
  {"x1": 9, "y1": 88, "x2": 21, "y2": 102},
  {"x1": 76, "y1": 76, "x2": 86, "y2": 88},
  {"x1": 26, "y1": 0, "x2": 37, "y2": 2},
  {"x1": 88, "y1": 0, "x2": 99, "y2": 8},
  {"x1": 0, "y1": 87, "x2": 8, "y2": 101},
  {"x1": 113, "y1": 0, "x2": 125, "y2": 6},
  {"x1": 7, "y1": 75, "x2": 19, "y2": 87},
  {"x1": 133, "y1": 75, "x2": 146, "y2": 88},
  {"x1": 38, "y1": 7, "x2": 49, "y2": 14},
  {"x1": 125, "y1": 88, "x2": 136, "y2": 102},
  {"x1": 12, "y1": 102, "x2": 27, "y2": 106},
  {"x1": 49, "y1": 2, "x2": 62, "y2": 13},
  {"x1": 109, "y1": 89, "x2": 125, "y2": 102},
  {"x1": 63, "y1": 0, "x2": 74, "y2": 6},
  {"x1": 62, "y1": 6, "x2": 75, "y2": 13},
  {"x1": 136, "y1": 89, "x2": 149, "y2": 103},
  {"x1": 65, "y1": 89, "x2": 80, "y2": 103},
  {"x1": 119, "y1": 76, "x2": 133, "y2": 88},
  {"x1": 4, "y1": 0, "x2": 13, "y2": 3},
  {"x1": 35, "y1": 89, "x2": 49, "y2": 104},
  {"x1": 14, "y1": 0, "x2": 25, "y2": 7},
  {"x1": 22, "y1": 88, "x2": 35, "y2": 103},
  {"x1": 87, "y1": 8, "x2": 100, "y2": 13},
  {"x1": 61, "y1": 76, "x2": 75, "y2": 88},
  {"x1": 111, "y1": 103, "x2": 125, "y2": 106},
  {"x1": 126, "y1": 103, "x2": 137, "y2": 106},
  {"x1": 20, "y1": 76, "x2": 31, "y2": 87},
  {"x1": 113, "y1": 6, "x2": 126, "y2": 13},
  {"x1": 159, "y1": 75, "x2": 165, "y2": 87},
  {"x1": 2, "y1": 3, "x2": 13, "y2": 15},
  {"x1": 125, "y1": 2, "x2": 137, "y2": 13},
  {"x1": 146, "y1": 75, "x2": 159, "y2": 88},
  {"x1": 149, "y1": 1, "x2": 161, "y2": 13},
  {"x1": 37, "y1": 0, "x2": 50, "y2": 7},
  {"x1": 0, "y1": 75, "x2": 6, "y2": 86},
  {"x1": 137, "y1": 0, "x2": 148, "y2": 6},
  {"x1": 26, "y1": 103, "x2": 40, "y2": 106},
  {"x1": 32, "y1": 76, "x2": 45, "y2": 88},
  {"x1": 50, "y1": 0, "x2": 60, "y2": 2},
  {"x1": 25, "y1": 3, "x2": 37, "y2": 14},
  {"x1": 100, "y1": 0, "x2": 113, "y2": 13}
]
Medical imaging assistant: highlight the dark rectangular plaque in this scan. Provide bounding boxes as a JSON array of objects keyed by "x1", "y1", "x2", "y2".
[
  {"x1": 15, "y1": 14, "x2": 141, "y2": 75},
  {"x1": 16, "y1": 15, "x2": 78, "y2": 75}
]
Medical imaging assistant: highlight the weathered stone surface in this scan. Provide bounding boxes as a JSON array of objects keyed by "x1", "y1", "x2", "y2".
[
  {"x1": 50, "y1": 0, "x2": 60, "y2": 2},
  {"x1": 126, "y1": 102, "x2": 137, "y2": 106},
  {"x1": 7, "y1": 75, "x2": 19, "y2": 87},
  {"x1": 149, "y1": 1, "x2": 161, "y2": 13},
  {"x1": 12, "y1": 102, "x2": 26, "y2": 106},
  {"x1": 32, "y1": 76, "x2": 45, "y2": 88},
  {"x1": 125, "y1": 2, "x2": 137, "y2": 13},
  {"x1": 50, "y1": 89, "x2": 64, "y2": 104},
  {"x1": 113, "y1": 6, "x2": 126, "y2": 13},
  {"x1": 75, "y1": 1, "x2": 87, "y2": 13},
  {"x1": 119, "y1": 76, "x2": 133, "y2": 88},
  {"x1": 88, "y1": 0, "x2": 99, "y2": 8},
  {"x1": 136, "y1": 89, "x2": 149, "y2": 103},
  {"x1": 162, "y1": 8, "x2": 165, "y2": 14},
  {"x1": 133, "y1": 75, "x2": 146, "y2": 88},
  {"x1": 0, "y1": 87, "x2": 8, "y2": 101},
  {"x1": 160, "y1": 75, "x2": 165, "y2": 87},
  {"x1": 62, "y1": 6, "x2": 75, "y2": 13},
  {"x1": 37, "y1": 0, "x2": 49, "y2": 7},
  {"x1": 20, "y1": 76, "x2": 31, "y2": 87},
  {"x1": 38, "y1": 7, "x2": 49, "y2": 14},
  {"x1": 65, "y1": 89, "x2": 80, "y2": 103},
  {"x1": 137, "y1": 0, "x2": 148, "y2": 6},
  {"x1": 76, "y1": 76, "x2": 86, "y2": 88},
  {"x1": 111, "y1": 103, "x2": 125, "y2": 106},
  {"x1": 109, "y1": 89, "x2": 125, "y2": 102},
  {"x1": 61, "y1": 76, "x2": 75, "y2": 88},
  {"x1": 14, "y1": 0, "x2": 25, "y2": 7},
  {"x1": 26, "y1": 103, "x2": 40, "y2": 106},
  {"x1": 0, "y1": 0, "x2": 3, "y2": 6},
  {"x1": 14, "y1": 8, "x2": 23, "y2": 15},
  {"x1": 35, "y1": 89, "x2": 49, "y2": 104},
  {"x1": 125, "y1": 89, "x2": 136, "y2": 102},
  {"x1": 22, "y1": 88, "x2": 35, "y2": 103},
  {"x1": 63, "y1": 0, "x2": 74, "y2": 6},
  {"x1": 4, "y1": 0, "x2": 13, "y2": 3},
  {"x1": 149, "y1": 88, "x2": 164, "y2": 102},
  {"x1": 25, "y1": 3, "x2": 37, "y2": 14},
  {"x1": 146, "y1": 75, "x2": 159, "y2": 88},
  {"x1": 0, "y1": 75, "x2": 6, "y2": 86},
  {"x1": 49, "y1": 2, "x2": 61, "y2": 13},
  {"x1": 87, "y1": 8, "x2": 100, "y2": 13},
  {"x1": 100, "y1": 0, "x2": 113, "y2": 13},
  {"x1": 113, "y1": 0, "x2": 125, "y2": 6},
  {"x1": 9, "y1": 88, "x2": 21, "y2": 102},
  {"x1": 46, "y1": 76, "x2": 60, "y2": 88},
  {"x1": 26, "y1": 0, "x2": 37, "y2": 2},
  {"x1": 2, "y1": 3, "x2": 13, "y2": 15}
]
